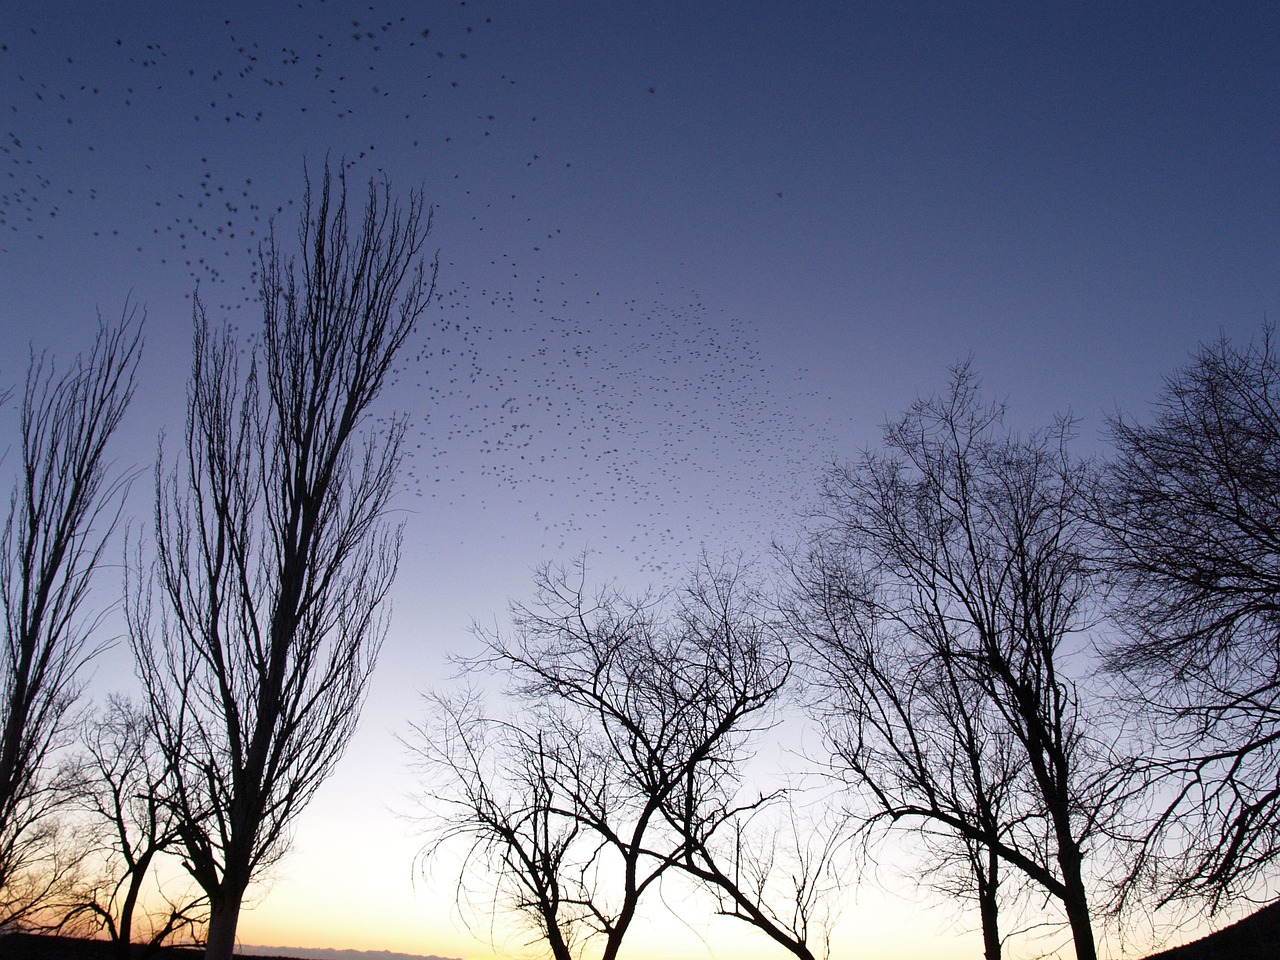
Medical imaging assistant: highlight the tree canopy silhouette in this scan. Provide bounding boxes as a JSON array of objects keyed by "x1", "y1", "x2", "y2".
[
  {"x1": 131, "y1": 165, "x2": 435, "y2": 960},
  {"x1": 0, "y1": 315, "x2": 140, "y2": 925},
  {"x1": 788, "y1": 365, "x2": 1113, "y2": 960},
  {"x1": 411, "y1": 556, "x2": 839, "y2": 960},
  {"x1": 1105, "y1": 326, "x2": 1280, "y2": 910}
]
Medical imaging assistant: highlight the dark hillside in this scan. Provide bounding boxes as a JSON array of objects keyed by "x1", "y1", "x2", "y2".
[{"x1": 1144, "y1": 901, "x2": 1280, "y2": 960}]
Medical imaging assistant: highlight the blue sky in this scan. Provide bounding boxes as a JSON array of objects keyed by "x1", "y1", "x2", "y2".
[{"x1": 1, "y1": 3, "x2": 1277, "y2": 957}]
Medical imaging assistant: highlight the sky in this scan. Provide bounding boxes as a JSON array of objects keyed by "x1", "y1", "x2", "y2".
[{"x1": 1, "y1": 2, "x2": 1278, "y2": 958}]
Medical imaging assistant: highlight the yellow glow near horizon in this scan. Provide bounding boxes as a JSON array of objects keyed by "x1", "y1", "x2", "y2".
[
  {"x1": 209, "y1": 682, "x2": 1213, "y2": 960},
  {"x1": 231, "y1": 826, "x2": 1222, "y2": 960},
  {"x1": 120, "y1": 706, "x2": 1223, "y2": 960},
  {"x1": 229, "y1": 800, "x2": 1022, "y2": 960}
]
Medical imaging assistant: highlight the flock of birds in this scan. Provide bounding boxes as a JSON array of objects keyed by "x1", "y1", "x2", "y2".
[
  {"x1": 0, "y1": 0, "x2": 830, "y2": 582},
  {"x1": 2, "y1": 2, "x2": 508, "y2": 284}
]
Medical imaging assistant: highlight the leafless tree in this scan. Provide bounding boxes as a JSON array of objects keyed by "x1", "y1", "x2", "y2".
[
  {"x1": 410, "y1": 557, "x2": 838, "y2": 960},
  {"x1": 785, "y1": 538, "x2": 1024, "y2": 960},
  {"x1": 59, "y1": 696, "x2": 206, "y2": 957},
  {"x1": 1102, "y1": 326, "x2": 1280, "y2": 911},
  {"x1": 788, "y1": 365, "x2": 1112, "y2": 960},
  {"x1": 131, "y1": 166, "x2": 435, "y2": 960},
  {"x1": 0, "y1": 314, "x2": 141, "y2": 925}
]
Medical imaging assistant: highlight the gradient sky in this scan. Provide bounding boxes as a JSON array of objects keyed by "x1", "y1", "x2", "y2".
[{"x1": 1, "y1": 3, "x2": 1277, "y2": 958}]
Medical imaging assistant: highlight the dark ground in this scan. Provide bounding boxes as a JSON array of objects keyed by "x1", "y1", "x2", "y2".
[
  {"x1": 5, "y1": 904, "x2": 1280, "y2": 960},
  {"x1": 0, "y1": 934, "x2": 298, "y2": 959}
]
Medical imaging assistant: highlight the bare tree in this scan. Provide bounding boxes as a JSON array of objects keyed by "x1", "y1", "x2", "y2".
[
  {"x1": 0, "y1": 314, "x2": 141, "y2": 924},
  {"x1": 59, "y1": 696, "x2": 206, "y2": 957},
  {"x1": 131, "y1": 166, "x2": 435, "y2": 960},
  {"x1": 1102, "y1": 326, "x2": 1280, "y2": 910},
  {"x1": 788, "y1": 365, "x2": 1111, "y2": 960},
  {"x1": 410, "y1": 557, "x2": 836, "y2": 960},
  {"x1": 785, "y1": 539, "x2": 1023, "y2": 960},
  {"x1": 664, "y1": 778, "x2": 846, "y2": 960}
]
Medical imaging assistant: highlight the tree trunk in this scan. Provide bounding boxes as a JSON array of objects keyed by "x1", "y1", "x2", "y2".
[
  {"x1": 114, "y1": 919, "x2": 132, "y2": 960},
  {"x1": 1062, "y1": 885, "x2": 1097, "y2": 960},
  {"x1": 1057, "y1": 842, "x2": 1097, "y2": 960},
  {"x1": 204, "y1": 894, "x2": 243, "y2": 960},
  {"x1": 978, "y1": 846, "x2": 1001, "y2": 960},
  {"x1": 115, "y1": 892, "x2": 134, "y2": 960},
  {"x1": 116, "y1": 847, "x2": 155, "y2": 958},
  {"x1": 546, "y1": 926, "x2": 573, "y2": 960},
  {"x1": 979, "y1": 893, "x2": 1001, "y2": 960}
]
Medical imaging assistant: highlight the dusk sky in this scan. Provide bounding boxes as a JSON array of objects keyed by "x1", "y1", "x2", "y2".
[{"x1": 1, "y1": 3, "x2": 1278, "y2": 958}]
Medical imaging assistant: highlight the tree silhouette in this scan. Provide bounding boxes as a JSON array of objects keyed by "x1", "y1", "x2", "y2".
[
  {"x1": 786, "y1": 537, "x2": 1023, "y2": 960},
  {"x1": 131, "y1": 166, "x2": 435, "y2": 960},
  {"x1": 1104, "y1": 326, "x2": 1280, "y2": 910},
  {"x1": 411, "y1": 557, "x2": 838, "y2": 960},
  {"x1": 789, "y1": 365, "x2": 1112, "y2": 960},
  {"x1": 0, "y1": 314, "x2": 140, "y2": 925},
  {"x1": 59, "y1": 696, "x2": 206, "y2": 958}
]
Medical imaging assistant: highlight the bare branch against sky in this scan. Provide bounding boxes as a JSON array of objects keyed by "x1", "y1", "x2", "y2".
[
  {"x1": 0, "y1": 314, "x2": 140, "y2": 926},
  {"x1": 131, "y1": 166, "x2": 434, "y2": 960},
  {"x1": 0, "y1": 4, "x2": 1277, "y2": 957}
]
